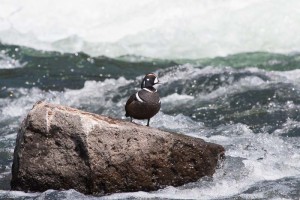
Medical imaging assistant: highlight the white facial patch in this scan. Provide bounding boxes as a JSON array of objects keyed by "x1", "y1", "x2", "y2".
[
  {"x1": 135, "y1": 92, "x2": 144, "y2": 102},
  {"x1": 154, "y1": 77, "x2": 159, "y2": 84}
]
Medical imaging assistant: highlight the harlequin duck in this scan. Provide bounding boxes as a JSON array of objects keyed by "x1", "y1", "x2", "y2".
[{"x1": 125, "y1": 73, "x2": 161, "y2": 126}]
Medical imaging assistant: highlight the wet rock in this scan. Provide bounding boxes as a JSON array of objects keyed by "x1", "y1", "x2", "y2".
[{"x1": 11, "y1": 101, "x2": 225, "y2": 195}]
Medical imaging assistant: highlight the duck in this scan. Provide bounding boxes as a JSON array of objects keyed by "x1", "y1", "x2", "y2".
[{"x1": 125, "y1": 73, "x2": 161, "y2": 126}]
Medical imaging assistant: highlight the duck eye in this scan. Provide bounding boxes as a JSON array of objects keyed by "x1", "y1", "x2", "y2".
[{"x1": 147, "y1": 78, "x2": 150, "y2": 81}]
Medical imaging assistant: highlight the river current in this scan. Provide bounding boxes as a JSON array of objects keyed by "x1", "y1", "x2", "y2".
[{"x1": 0, "y1": 0, "x2": 300, "y2": 199}]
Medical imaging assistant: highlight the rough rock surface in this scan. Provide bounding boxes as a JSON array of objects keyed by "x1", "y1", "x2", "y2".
[{"x1": 11, "y1": 101, "x2": 225, "y2": 195}]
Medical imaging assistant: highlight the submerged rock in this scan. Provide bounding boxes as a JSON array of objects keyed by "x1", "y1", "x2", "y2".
[{"x1": 11, "y1": 101, "x2": 225, "y2": 195}]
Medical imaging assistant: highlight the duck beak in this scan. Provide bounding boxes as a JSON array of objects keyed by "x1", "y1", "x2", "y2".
[
  {"x1": 154, "y1": 79, "x2": 163, "y2": 85},
  {"x1": 154, "y1": 77, "x2": 159, "y2": 84}
]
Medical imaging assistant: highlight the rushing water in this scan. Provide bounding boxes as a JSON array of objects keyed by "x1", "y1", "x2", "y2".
[
  {"x1": 1, "y1": 0, "x2": 300, "y2": 199},
  {"x1": 1, "y1": 43, "x2": 300, "y2": 200}
]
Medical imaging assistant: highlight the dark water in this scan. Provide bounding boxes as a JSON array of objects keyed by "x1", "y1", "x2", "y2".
[{"x1": 0, "y1": 43, "x2": 300, "y2": 199}]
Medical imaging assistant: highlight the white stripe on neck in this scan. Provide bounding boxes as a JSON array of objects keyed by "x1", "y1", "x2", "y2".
[
  {"x1": 143, "y1": 88, "x2": 157, "y2": 93},
  {"x1": 135, "y1": 92, "x2": 144, "y2": 102},
  {"x1": 143, "y1": 88, "x2": 152, "y2": 93}
]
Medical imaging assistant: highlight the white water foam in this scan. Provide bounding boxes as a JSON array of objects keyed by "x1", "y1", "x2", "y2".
[
  {"x1": 0, "y1": 51, "x2": 26, "y2": 69},
  {"x1": 1, "y1": 67, "x2": 300, "y2": 199},
  {"x1": 1, "y1": 0, "x2": 300, "y2": 59},
  {"x1": 0, "y1": 77, "x2": 132, "y2": 122},
  {"x1": 271, "y1": 69, "x2": 300, "y2": 86},
  {"x1": 0, "y1": 88, "x2": 58, "y2": 119},
  {"x1": 62, "y1": 77, "x2": 132, "y2": 108}
]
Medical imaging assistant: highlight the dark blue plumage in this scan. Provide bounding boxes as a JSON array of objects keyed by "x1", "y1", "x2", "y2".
[{"x1": 125, "y1": 73, "x2": 161, "y2": 126}]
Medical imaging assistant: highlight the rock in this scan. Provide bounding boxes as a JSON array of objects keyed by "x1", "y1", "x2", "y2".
[{"x1": 11, "y1": 101, "x2": 225, "y2": 195}]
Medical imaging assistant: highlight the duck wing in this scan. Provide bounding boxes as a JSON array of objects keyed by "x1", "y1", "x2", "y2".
[
  {"x1": 125, "y1": 93, "x2": 136, "y2": 117},
  {"x1": 125, "y1": 93, "x2": 136, "y2": 107}
]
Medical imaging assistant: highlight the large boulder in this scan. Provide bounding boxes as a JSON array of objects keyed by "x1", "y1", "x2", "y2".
[{"x1": 11, "y1": 101, "x2": 225, "y2": 195}]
